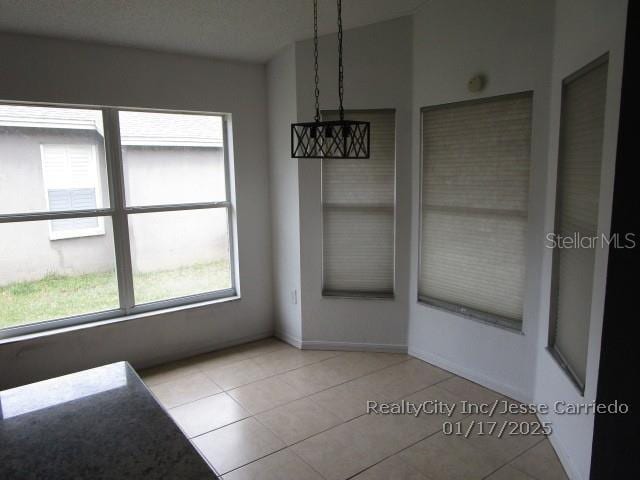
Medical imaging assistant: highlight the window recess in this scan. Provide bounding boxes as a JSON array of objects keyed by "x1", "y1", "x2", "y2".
[
  {"x1": 418, "y1": 93, "x2": 533, "y2": 329},
  {"x1": 549, "y1": 57, "x2": 609, "y2": 391},
  {"x1": 321, "y1": 109, "x2": 396, "y2": 298}
]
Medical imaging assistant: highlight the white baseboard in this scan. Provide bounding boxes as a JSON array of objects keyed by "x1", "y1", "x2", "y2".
[
  {"x1": 274, "y1": 330, "x2": 302, "y2": 349},
  {"x1": 301, "y1": 339, "x2": 408, "y2": 353},
  {"x1": 274, "y1": 332, "x2": 408, "y2": 353},
  {"x1": 547, "y1": 428, "x2": 584, "y2": 480},
  {"x1": 137, "y1": 330, "x2": 275, "y2": 369},
  {"x1": 408, "y1": 345, "x2": 531, "y2": 404}
]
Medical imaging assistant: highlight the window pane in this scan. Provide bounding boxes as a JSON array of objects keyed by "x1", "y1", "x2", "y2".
[
  {"x1": 128, "y1": 208, "x2": 232, "y2": 304},
  {"x1": 419, "y1": 93, "x2": 533, "y2": 325},
  {"x1": 119, "y1": 111, "x2": 226, "y2": 206},
  {"x1": 0, "y1": 217, "x2": 118, "y2": 330},
  {"x1": 0, "y1": 105, "x2": 109, "y2": 215}
]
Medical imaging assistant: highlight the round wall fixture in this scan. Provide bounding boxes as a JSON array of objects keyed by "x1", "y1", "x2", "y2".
[{"x1": 468, "y1": 74, "x2": 487, "y2": 93}]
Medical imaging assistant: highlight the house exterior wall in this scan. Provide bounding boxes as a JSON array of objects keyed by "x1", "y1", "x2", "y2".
[
  {"x1": 122, "y1": 146, "x2": 228, "y2": 274},
  {"x1": 0, "y1": 127, "x2": 113, "y2": 285},
  {"x1": 0, "y1": 126, "x2": 226, "y2": 286}
]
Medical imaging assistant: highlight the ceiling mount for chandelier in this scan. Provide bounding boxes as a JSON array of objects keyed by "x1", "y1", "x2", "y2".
[{"x1": 291, "y1": 0, "x2": 370, "y2": 159}]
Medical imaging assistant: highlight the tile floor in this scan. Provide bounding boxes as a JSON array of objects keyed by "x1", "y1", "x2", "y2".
[{"x1": 139, "y1": 338, "x2": 568, "y2": 480}]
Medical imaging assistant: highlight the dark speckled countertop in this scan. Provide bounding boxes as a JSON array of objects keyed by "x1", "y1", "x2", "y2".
[{"x1": 0, "y1": 362, "x2": 219, "y2": 479}]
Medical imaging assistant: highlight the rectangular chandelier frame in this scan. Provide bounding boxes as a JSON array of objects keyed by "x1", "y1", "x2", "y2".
[{"x1": 291, "y1": 120, "x2": 370, "y2": 159}]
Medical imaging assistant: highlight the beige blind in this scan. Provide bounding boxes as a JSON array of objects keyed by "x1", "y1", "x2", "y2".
[
  {"x1": 551, "y1": 59, "x2": 608, "y2": 387},
  {"x1": 322, "y1": 110, "x2": 395, "y2": 295},
  {"x1": 419, "y1": 93, "x2": 533, "y2": 324}
]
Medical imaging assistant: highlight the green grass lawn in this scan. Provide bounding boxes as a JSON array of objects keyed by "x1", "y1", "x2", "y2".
[{"x1": 0, "y1": 260, "x2": 231, "y2": 330}]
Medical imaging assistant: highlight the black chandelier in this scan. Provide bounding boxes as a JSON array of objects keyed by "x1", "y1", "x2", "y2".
[{"x1": 291, "y1": 0, "x2": 370, "y2": 159}]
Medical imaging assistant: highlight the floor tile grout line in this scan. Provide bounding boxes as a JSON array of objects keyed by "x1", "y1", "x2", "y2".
[
  {"x1": 160, "y1": 387, "x2": 224, "y2": 410},
  {"x1": 185, "y1": 353, "x2": 550, "y2": 479},
  {"x1": 175, "y1": 355, "x2": 416, "y2": 441},
  {"x1": 196, "y1": 355, "x2": 434, "y2": 476},
  {"x1": 168, "y1": 389, "x2": 241, "y2": 415},
  {"x1": 210, "y1": 372, "x2": 465, "y2": 477},
  {"x1": 340, "y1": 398, "x2": 531, "y2": 480},
  {"x1": 144, "y1": 341, "x2": 563, "y2": 480},
  {"x1": 197, "y1": 349, "x2": 348, "y2": 392},
  {"x1": 287, "y1": 444, "x2": 332, "y2": 480},
  {"x1": 140, "y1": 339, "x2": 297, "y2": 387},
  {"x1": 479, "y1": 435, "x2": 548, "y2": 480},
  {"x1": 343, "y1": 431, "x2": 441, "y2": 480},
  {"x1": 168, "y1": 350, "x2": 411, "y2": 417},
  {"x1": 232, "y1": 375, "x2": 518, "y2": 478},
  {"x1": 186, "y1": 392, "x2": 252, "y2": 440},
  {"x1": 144, "y1": 339, "x2": 407, "y2": 395},
  {"x1": 218, "y1": 443, "x2": 289, "y2": 477},
  {"x1": 221, "y1": 353, "x2": 417, "y2": 419},
  {"x1": 170, "y1": 354, "x2": 455, "y2": 446},
  {"x1": 188, "y1": 415, "x2": 249, "y2": 441},
  {"x1": 151, "y1": 343, "x2": 548, "y2": 478}
]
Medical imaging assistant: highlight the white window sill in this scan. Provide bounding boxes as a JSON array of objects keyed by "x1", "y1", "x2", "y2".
[
  {"x1": 50, "y1": 227, "x2": 106, "y2": 241},
  {"x1": 0, "y1": 294, "x2": 241, "y2": 345},
  {"x1": 417, "y1": 297, "x2": 524, "y2": 335}
]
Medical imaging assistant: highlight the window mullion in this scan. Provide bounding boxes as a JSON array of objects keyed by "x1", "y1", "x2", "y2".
[{"x1": 103, "y1": 109, "x2": 135, "y2": 313}]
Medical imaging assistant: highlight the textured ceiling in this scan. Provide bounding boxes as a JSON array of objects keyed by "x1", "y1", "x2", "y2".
[{"x1": 0, "y1": 0, "x2": 426, "y2": 62}]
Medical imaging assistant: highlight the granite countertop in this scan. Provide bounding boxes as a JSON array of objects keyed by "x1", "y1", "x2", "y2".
[{"x1": 0, "y1": 362, "x2": 219, "y2": 479}]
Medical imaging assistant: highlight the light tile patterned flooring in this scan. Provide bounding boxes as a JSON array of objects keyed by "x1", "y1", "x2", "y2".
[{"x1": 139, "y1": 338, "x2": 568, "y2": 480}]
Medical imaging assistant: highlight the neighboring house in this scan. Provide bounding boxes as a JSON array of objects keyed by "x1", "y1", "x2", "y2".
[{"x1": 0, "y1": 106, "x2": 226, "y2": 286}]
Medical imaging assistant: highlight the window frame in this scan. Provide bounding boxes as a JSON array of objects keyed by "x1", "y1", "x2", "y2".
[
  {"x1": 0, "y1": 102, "x2": 238, "y2": 340},
  {"x1": 417, "y1": 92, "x2": 534, "y2": 332},
  {"x1": 320, "y1": 108, "x2": 397, "y2": 300},
  {"x1": 547, "y1": 54, "x2": 610, "y2": 395}
]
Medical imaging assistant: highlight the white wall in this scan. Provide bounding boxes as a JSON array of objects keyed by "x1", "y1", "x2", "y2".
[
  {"x1": 408, "y1": 0, "x2": 555, "y2": 403},
  {"x1": 295, "y1": 17, "x2": 413, "y2": 351},
  {"x1": 0, "y1": 33, "x2": 273, "y2": 389},
  {"x1": 534, "y1": 1, "x2": 627, "y2": 479},
  {"x1": 267, "y1": 45, "x2": 303, "y2": 344}
]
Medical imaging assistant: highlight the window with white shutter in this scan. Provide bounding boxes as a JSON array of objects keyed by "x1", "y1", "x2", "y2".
[
  {"x1": 0, "y1": 103, "x2": 236, "y2": 337},
  {"x1": 41, "y1": 144, "x2": 104, "y2": 239},
  {"x1": 419, "y1": 93, "x2": 533, "y2": 328},
  {"x1": 549, "y1": 58, "x2": 609, "y2": 390},
  {"x1": 322, "y1": 110, "x2": 396, "y2": 296}
]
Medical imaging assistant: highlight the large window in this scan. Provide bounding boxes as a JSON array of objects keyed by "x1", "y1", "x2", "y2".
[
  {"x1": 0, "y1": 104, "x2": 236, "y2": 337},
  {"x1": 549, "y1": 58, "x2": 609, "y2": 390},
  {"x1": 419, "y1": 93, "x2": 533, "y2": 328},
  {"x1": 322, "y1": 110, "x2": 396, "y2": 297}
]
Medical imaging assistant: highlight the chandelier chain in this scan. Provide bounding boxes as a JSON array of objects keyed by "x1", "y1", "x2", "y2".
[
  {"x1": 313, "y1": 0, "x2": 320, "y2": 122},
  {"x1": 337, "y1": 0, "x2": 344, "y2": 121}
]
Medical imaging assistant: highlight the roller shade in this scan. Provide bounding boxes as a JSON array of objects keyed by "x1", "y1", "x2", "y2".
[
  {"x1": 322, "y1": 110, "x2": 395, "y2": 295},
  {"x1": 419, "y1": 93, "x2": 533, "y2": 324},
  {"x1": 551, "y1": 59, "x2": 608, "y2": 387}
]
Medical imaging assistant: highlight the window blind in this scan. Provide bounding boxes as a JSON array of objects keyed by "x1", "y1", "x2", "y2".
[
  {"x1": 419, "y1": 93, "x2": 533, "y2": 325},
  {"x1": 322, "y1": 110, "x2": 395, "y2": 296},
  {"x1": 550, "y1": 59, "x2": 608, "y2": 388}
]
